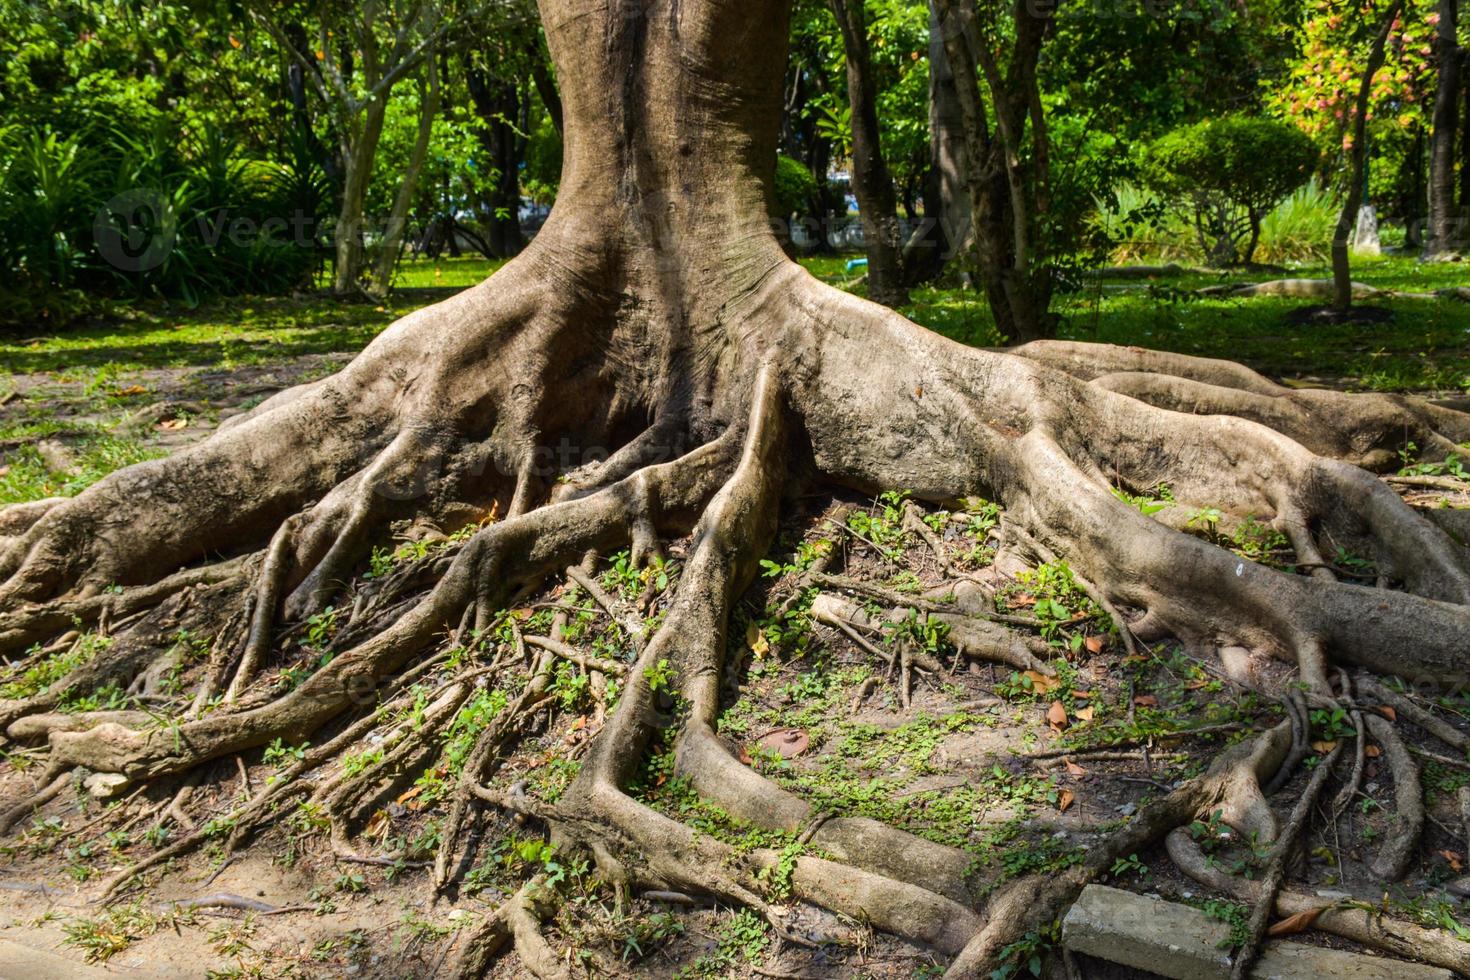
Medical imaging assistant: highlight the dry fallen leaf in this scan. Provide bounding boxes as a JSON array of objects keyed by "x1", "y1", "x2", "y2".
[
  {"x1": 1439, "y1": 850, "x2": 1464, "y2": 872},
  {"x1": 157, "y1": 417, "x2": 187, "y2": 430},
  {"x1": 1083, "y1": 634, "x2": 1104, "y2": 654},
  {"x1": 1377, "y1": 705, "x2": 1397, "y2": 722},
  {"x1": 1058, "y1": 789, "x2": 1075, "y2": 813},
  {"x1": 1184, "y1": 679, "x2": 1210, "y2": 690},
  {"x1": 1046, "y1": 700, "x2": 1069, "y2": 730},
  {"x1": 1363, "y1": 744, "x2": 1381, "y2": 758},
  {"x1": 114, "y1": 384, "x2": 147, "y2": 396},
  {"x1": 1310, "y1": 739, "x2": 1339, "y2": 752},
  {"x1": 1023, "y1": 670, "x2": 1061, "y2": 694},
  {"x1": 747, "y1": 621, "x2": 769, "y2": 657},
  {"x1": 1012, "y1": 593, "x2": 1037, "y2": 607},
  {"x1": 1267, "y1": 906, "x2": 1327, "y2": 937},
  {"x1": 1132, "y1": 694, "x2": 1158, "y2": 708},
  {"x1": 1074, "y1": 705, "x2": 1095, "y2": 722},
  {"x1": 1064, "y1": 759, "x2": 1087, "y2": 777}
]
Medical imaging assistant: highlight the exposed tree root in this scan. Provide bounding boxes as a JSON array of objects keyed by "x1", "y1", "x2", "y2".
[{"x1": 1, "y1": 8, "x2": 1468, "y2": 971}]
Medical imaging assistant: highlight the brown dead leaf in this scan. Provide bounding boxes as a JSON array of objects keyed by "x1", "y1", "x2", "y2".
[
  {"x1": 1132, "y1": 694, "x2": 1158, "y2": 708},
  {"x1": 1310, "y1": 740, "x2": 1339, "y2": 752},
  {"x1": 1046, "y1": 700, "x2": 1069, "y2": 731},
  {"x1": 1376, "y1": 705, "x2": 1397, "y2": 722},
  {"x1": 1363, "y1": 744, "x2": 1381, "y2": 758},
  {"x1": 1064, "y1": 759, "x2": 1087, "y2": 777},
  {"x1": 1083, "y1": 635, "x2": 1104, "y2": 654},
  {"x1": 114, "y1": 384, "x2": 147, "y2": 396},
  {"x1": 747, "y1": 621, "x2": 769, "y2": 657},
  {"x1": 1023, "y1": 670, "x2": 1061, "y2": 694},
  {"x1": 1184, "y1": 679, "x2": 1210, "y2": 690},
  {"x1": 1058, "y1": 789, "x2": 1075, "y2": 813},
  {"x1": 1074, "y1": 705, "x2": 1095, "y2": 722},
  {"x1": 362, "y1": 810, "x2": 389, "y2": 837},
  {"x1": 1012, "y1": 593, "x2": 1037, "y2": 607},
  {"x1": 1439, "y1": 850, "x2": 1464, "y2": 872},
  {"x1": 157, "y1": 417, "x2": 187, "y2": 430},
  {"x1": 1267, "y1": 906, "x2": 1327, "y2": 937}
]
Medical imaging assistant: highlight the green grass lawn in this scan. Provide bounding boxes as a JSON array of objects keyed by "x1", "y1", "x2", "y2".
[{"x1": 803, "y1": 253, "x2": 1470, "y2": 393}]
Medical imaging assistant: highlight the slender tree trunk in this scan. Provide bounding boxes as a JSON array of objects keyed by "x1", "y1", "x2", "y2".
[
  {"x1": 1426, "y1": 0, "x2": 1462, "y2": 258},
  {"x1": 830, "y1": 0, "x2": 909, "y2": 307},
  {"x1": 1332, "y1": 0, "x2": 1402, "y2": 311},
  {"x1": 369, "y1": 56, "x2": 442, "y2": 297},
  {"x1": 333, "y1": 96, "x2": 390, "y2": 296}
]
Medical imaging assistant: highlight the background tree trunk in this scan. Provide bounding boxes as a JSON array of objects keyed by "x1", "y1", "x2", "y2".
[
  {"x1": 933, "y1": 0, "x2": 1055, "y2": 341},
  {"x1": 901, "y1": 0, "x2": 972, "y2": 285},
  {"x1": 369, "y1": 54, "x2": 442, "y2": 297},
  {"x1": 830, "y1": 0, "x2": 909, "y2": 307},
  {"x1": 332, "y1": 96, "x2": 390, "y2": 296},
  {"x1": 1425, "y1": 0, "x2": 1462, "y2": 258},
  {"x1": 467, "y1": 64, "x2": 529, "y2": 258},
  {"x1": 1332, "y1": 0, "x2": 1401, "y2": 311}
]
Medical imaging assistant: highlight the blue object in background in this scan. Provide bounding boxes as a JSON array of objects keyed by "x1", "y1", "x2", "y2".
[{"x1": 844, "y1": 258, "x2": 868, "y2": 273}]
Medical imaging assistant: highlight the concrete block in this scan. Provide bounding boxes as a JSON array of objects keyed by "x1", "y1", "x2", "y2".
[{"x1": 1062, "y1": 884, "x2": 1451, "y2": 980}]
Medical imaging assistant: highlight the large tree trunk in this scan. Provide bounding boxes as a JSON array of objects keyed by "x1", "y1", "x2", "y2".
[
  {"x1": 830, "y1": 0, "x2": 909, "y2": 307},
  {"x1": 1425, "y1": 0, "x2": 1462, "y2": 259},
  {"x1": 2, "y1": 1, "x2": 1469, "y2": 977}
]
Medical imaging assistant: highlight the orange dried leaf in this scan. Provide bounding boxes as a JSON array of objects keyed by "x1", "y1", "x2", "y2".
[
  {"x1": 1023, "y1": 670, "x2": 1061, "y2": 694},
  {"x1": 1083, "y1": 635, "x2": 1105, "y2": 654},
  {"x1": 1311, "y1": 740, "x2": 1339, "y2": 752},
  {"x1": 1363, "y1": 744, "x2": 1381, "y2": 758},
  {"x1": 1058, "y1": 789, "x2": 1075, "y2": 813},
  {"x1": 1064, "y1": 759, "x2": 1087, "y2": 777},
  {"x1": 1377, "y1": 705, "x2": 1397, "y2": 722},
  {"x1": 1132, "y1": 694, "x2": 1158, "y2": 708},
  {"x1": 1074, "y1": 705, "x2": 1095, "y2": 722},
  {"x1": 1046, "y1": 700, "x2": 1069, "y2": 730},
  {"x1": 1439, "y1": 850, "x2": 1464, "y2": 872}
]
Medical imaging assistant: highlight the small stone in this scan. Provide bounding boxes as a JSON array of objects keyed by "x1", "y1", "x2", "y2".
[
  {"x1": 1116, "y1": 802, "x2": 1137, "y2": 816},
  {"x1": 447, "y1": 909, "x2": 467, "y2": 921},
  {"x1": 83, "y1": 772, "x2": 131, "y2": 799},
  {"x1": 1445, "y1": 876, "x2": 1470, "y2": 898}
]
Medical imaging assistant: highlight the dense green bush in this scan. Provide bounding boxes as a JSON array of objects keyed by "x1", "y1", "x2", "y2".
[
  {"x1": 772, "y1": 153, "x2": 818, "y2": 220},
  {"x1": 0, "y1": 121, "x2": 328, "y2": 326},
  {"x1": 1093, "y1": 178, "x2": 1339, "y2": 266},
  {"x1": 1143, "y1": 116, "x2": 1319, "y2": 264}
]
